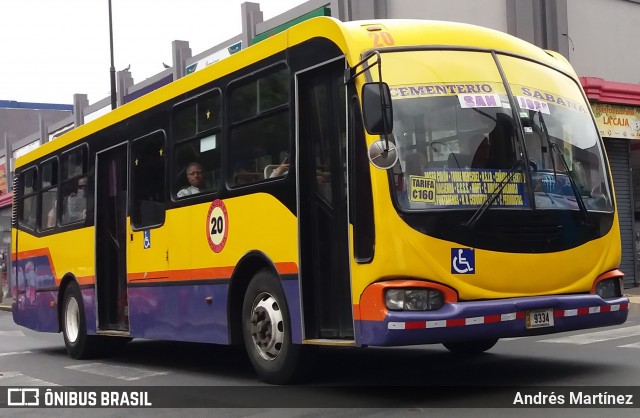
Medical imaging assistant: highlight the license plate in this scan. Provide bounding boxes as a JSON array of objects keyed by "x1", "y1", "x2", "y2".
[{"x1": 526, "y1": 308, "x2": 555, "y2": 329}]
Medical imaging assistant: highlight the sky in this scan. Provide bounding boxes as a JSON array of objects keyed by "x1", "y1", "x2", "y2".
[{"x1": 0, "y1": 0, "x2": 308, "y2": 105}]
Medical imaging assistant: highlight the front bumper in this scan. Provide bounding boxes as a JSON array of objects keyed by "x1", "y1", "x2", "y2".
[{"x1": 358, "y1": 294, "x2": 629, "y2": 346}]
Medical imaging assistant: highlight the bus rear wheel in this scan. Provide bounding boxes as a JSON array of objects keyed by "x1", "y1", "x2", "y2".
[
  {"x1": 242, "y1": 269, "x2": 301, "y2": 384},
  {"x1": 443, "y1": 338, "x2": 499, "y2": 355},
  {"x1": 62, "y1": 282, "x2": 101, "y2": 359}
]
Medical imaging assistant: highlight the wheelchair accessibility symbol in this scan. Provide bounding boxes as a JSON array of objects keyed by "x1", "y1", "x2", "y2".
[
  {"x1": 143, "y1": 230, "x2": 151, "y2": 249},
  {"x1": 451, "y1": 248, "x2": 475, "y2": 274}
]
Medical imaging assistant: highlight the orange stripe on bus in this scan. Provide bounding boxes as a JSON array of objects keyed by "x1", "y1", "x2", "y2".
[
  {"x1": 76, "y1": 276, "x2": 95, "y2": 286},
  {"x1": 275, "y1": 262, "x2": 299, "y2": 275},
  {"x1": 14, "y1": 247, "x2": 298, "y2": 286},
  {"x1": 13, "y1": 248, "x2": 59, "y2": 283},
  {"x1": 14, "y1": 248, "x2": 96, "y2": 286},
  {"x1": 128, "y1": 267, "x2": 235, "y2": 283},
  {"x1": 127, "y1": 262, "x2": 298, "y2": 283}
]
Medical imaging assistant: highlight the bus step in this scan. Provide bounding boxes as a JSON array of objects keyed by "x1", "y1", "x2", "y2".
[
  {"x1": 302, "y1": 339, "x2": 356, "y2": 347},
  {"x1": 96, "y1": 330, "x2": 131, "y2": 337}
]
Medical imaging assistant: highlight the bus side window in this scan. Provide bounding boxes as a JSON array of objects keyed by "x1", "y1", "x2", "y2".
[
  {"x1": 18, "y1": 168, "x2": 38, "y2": 230},
  {"x1": 62, "y1": 177, "x2": 87, "y2": 224},
  {"x1": 172, "y1": 90, "x2": 222, "y2": 198},
  {"x1": 131, "y1": 131, "x2": 166, "y2": 228},
  {"x1": 39, "y1": 158, "x2": 58, "y2": 230},
  {"x1": 60, "y1": 146, "x2": 89, "y2": 226},
  {"x1": 228, "y1": 67, "x2": 290, "y2": 186}
]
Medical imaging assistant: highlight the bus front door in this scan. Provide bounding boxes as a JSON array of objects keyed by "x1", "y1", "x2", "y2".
[
  {"x1": 95, "y1": 143, "x2": 129, "y2": 333},
  {"x1": 297, "y1": 58, "x2": 354, "y2": 341}
]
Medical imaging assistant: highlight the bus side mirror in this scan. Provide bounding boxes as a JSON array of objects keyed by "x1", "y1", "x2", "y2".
[{"x1": 362, "y1": 82, "x2": 393, "y2": 135}]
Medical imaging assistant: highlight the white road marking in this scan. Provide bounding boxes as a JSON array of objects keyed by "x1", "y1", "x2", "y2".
[
  {"x1": 0, "y1": 351, "x2": 32, "y2": 357},
  {"x1": 0, "y1": 371, "x2": 59, "y2": 386},
  {"x1": 0, "y1": 330, "x2": 25, "y2": 336},
  {"x1": 538, "y1": 325, "x2": 640, "y2": 345},
  {"x1": 65, "y1": 362, "x2": 168, "y2": 381},
  {"x1": 618, "y1": 342, "x2": 640, "y2": 349}
]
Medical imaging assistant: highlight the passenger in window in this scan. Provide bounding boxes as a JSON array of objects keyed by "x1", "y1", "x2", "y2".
[
  {"x1": 177, "y1": 162, "x2": 205, "y2": 197},
  {"x1": 46, "y1": 200, "x2": 57, "y2": 228},
  {"x1": 65, "y1": 177, "x2": 87, "y2": 222},
  {"x1": 269, "y1": 152, "x2": 290, "y2": 178}
]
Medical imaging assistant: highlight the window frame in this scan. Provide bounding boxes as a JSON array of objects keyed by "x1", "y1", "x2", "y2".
[
  {"x1": 17, "y1": 166, "x2": 38, "y2": 231},
  {"x1": 38, "y1": 156, "x2": 60, "y2": 231},
  {"x1": 130, "y1": 130, "x2": 167, "y2": 230},
  {"x1": 59, "y1": 143, "x2": 90, "y2": 226},
  {"x1": 170, "y1": 87, "x2": 223, "y2": 201},
  {"x1": 227, "y1": 63, "x2": 292, "y2": 188}
]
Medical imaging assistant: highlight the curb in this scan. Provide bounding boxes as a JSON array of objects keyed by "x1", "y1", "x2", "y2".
[
  {"x1": 626, "y1": 296, "x2": 640, "y2": 305},
  {"x1": 0, "y1": 304, "x2": 11, "y2": 312}
]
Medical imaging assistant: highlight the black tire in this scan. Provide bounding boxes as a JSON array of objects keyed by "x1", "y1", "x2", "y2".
[
  {"x1": 242, "y1": 269, "x2": 302, "y2": 384},
  {"x1": 443, "y1": 338, "x2": 499, "y2": 355},
  {"x1": 62, "y1": 282, "x2": 101, "y2": 359}
]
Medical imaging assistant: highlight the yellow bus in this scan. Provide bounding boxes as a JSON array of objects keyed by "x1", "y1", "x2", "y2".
[{"x1": 11, "y1": 17, "x2": 628, "y2": 384}]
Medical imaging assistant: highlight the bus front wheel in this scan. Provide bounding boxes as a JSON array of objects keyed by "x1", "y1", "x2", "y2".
[
  {"x1": 62, "y1": 282, "x2": 100, "y2": 359},
  {"x1": 443, "y1": 338, "x2": 499, "y2": 355},
  {"x1": 242, "y1": 269, "x2": 301, "y2": 384}
]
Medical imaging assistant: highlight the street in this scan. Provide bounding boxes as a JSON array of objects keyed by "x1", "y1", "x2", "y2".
[{"x1": 1, "y1": 303, "x2": 640, "y2": 416}]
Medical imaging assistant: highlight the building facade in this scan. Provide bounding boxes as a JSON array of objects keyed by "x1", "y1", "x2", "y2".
[
  {"x1": 6, "y1": 0, "x2": 640, "y2": 286},
  {"x1": 0, "y1": 100, "x2": 73, "y2": 298},
  {"x1": 265, "y1": 0, "x2": 640, "y2": 287}
]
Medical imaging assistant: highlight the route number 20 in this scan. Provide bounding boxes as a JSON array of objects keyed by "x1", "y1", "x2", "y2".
[
  {"x1": 206, "y1": 200, "x2": 228, "y2": 253},
  {"x1": 369, "y1": 31, "x2": 395, "y2": 47},
  {"x1": 210, "y1": 216, "x2": 224, "y2": 235}
]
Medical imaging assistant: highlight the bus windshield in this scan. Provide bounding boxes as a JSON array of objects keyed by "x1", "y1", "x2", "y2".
[{"x1": 382, "y1": 50, "x2": 613, "y2": 213}]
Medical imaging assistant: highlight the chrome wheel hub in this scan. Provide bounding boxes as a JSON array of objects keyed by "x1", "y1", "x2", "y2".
[
  {"x1": 249, "y1": 292, "x2": 284, "y2": 361},
  {"x1": 65, "y1": 296, "x2": 80, "y2": 343}
]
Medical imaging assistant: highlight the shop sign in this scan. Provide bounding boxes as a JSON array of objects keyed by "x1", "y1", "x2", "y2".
[{"x1": 592, "y1": 103, "x2": 640, "y2": 139}]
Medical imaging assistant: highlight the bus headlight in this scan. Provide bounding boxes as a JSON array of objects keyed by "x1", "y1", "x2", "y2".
[
  {"x1": 595, "y1": 278, "x2": 622, "y2": 299},
  {"x1": 385, "y1": 289, "x2": 445, "y2": 311}
]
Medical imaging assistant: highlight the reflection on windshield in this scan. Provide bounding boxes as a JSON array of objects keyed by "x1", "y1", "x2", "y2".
[
  {"x1": 521, "y1": 102, "x2": 612, "y2": 212},
  {"x1": 386, "y1": 53, "x2": 613, "y2": 214},
  {"x1": 391, "y1": 94, "x2": 523, "y2": 210}
]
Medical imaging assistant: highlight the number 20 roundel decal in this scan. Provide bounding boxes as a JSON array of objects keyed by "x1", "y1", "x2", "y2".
[{"x1": 206, "y1": 199, "x2": 229, "y2": 253}]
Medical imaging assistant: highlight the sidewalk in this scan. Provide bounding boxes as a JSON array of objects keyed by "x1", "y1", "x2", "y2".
[
  {"x1": 0, "y1": 296, "x2": 13, "y2": 312},
  {"x1": 0, "y1": 294, "x2": 12, "y2": 312},
  {"x1": 1, "y1": 287, "x2": 640, "y2": 313},
  {"x1": 625, "y1": 285, "x2": 640, "y2": 305}
]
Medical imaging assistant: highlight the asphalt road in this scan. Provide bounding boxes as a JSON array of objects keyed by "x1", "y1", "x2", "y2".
[{"x1": 1, "y1": 302, "x2": 640, "y2": 417}]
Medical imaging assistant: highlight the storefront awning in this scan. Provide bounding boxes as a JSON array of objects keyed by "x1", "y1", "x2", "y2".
[
  {"x1": 580, "y1": 77, "x2": 640, "y2": 106},
  {"x1": 0, "y1": 192, "x2": 12, "y2": 209}
]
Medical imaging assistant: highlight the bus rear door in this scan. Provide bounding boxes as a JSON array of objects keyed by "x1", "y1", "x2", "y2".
[
  {"x1": 95, "y1": 143, "x2": 129, "y2": 333},
  {"x1": 297, "y1": 58, "x2": 354, "y2": 342}
]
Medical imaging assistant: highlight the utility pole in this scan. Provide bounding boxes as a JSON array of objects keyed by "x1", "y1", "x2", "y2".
[{"x1": 108, "y1": 0, "x2": 117, "y2": 110}]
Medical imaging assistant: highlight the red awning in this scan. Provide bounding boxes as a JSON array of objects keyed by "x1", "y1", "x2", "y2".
[
  {"x1": 580, "y1": 77, "x2": 640, "y2": 106},
  {"x1": 0, "y1": 192, "x2": 13, "y2": 208}
]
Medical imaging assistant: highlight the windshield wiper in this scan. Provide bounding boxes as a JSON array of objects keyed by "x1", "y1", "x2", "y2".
[
  {"x1": 533, "y1": 111, "x2": 559, "y2": 207},
  {"x1": 535, "y1": 111, "x2": 558, "y2": 182},
  {"x1": 549, "y1": 142, "x2": 591, "y2": 225},
  {"x1": 464, "y1": 159, "x2": 523, "y2": 229}
]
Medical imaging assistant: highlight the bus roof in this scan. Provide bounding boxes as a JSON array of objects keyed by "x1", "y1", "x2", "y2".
[
  {"x1": 337, "y1": 19, "x2": 572, "y2": 71},
  {"x1": 15, "y1": 17, "x2": 573, "y2": 168}
]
